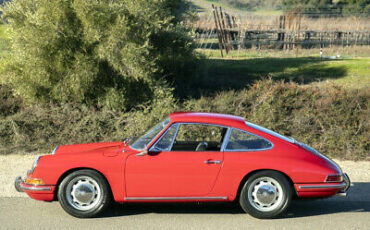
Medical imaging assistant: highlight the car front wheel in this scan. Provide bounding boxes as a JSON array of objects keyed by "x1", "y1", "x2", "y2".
[
  {"x1": 239, "y1": 171, "x2": 292, "y2": 219},
  {"x1": 57, "y1": 169, "x2": 111, "y2": 218}
]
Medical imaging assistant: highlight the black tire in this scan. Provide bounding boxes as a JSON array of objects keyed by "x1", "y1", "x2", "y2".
[
  {"x1": 57, "y1": 169, "x2": 111, "y2": 218},
  {"x1": 239, "y1": 171, "x2": 292, "y2": 219}
]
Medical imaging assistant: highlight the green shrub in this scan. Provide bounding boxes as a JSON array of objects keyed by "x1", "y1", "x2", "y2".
[
  {"x1": 282, "y1": 0, "x2": 370, "y2": 16},
  {"x1": 0, "y1": 83, "x2": 22, "y2": 117},
  {"x1": 183, "y1": 80, "x2": 369, "y2": 160},
  {"x1": 0, "y1": 80, "x2": 368, "y2": 160},
  {"x1": 0, "y1": 86, "x2": 177, "y2": 154},
  {"x1": 1, "y1": 0, "x2": 196, "y2": 110}
]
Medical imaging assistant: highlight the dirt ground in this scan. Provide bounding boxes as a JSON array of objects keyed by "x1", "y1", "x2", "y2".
[{"x1": 0, "y1": 154, "x2": 369, "y2": 197}]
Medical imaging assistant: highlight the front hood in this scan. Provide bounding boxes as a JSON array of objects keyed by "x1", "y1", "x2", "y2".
[{"x1": 55, "y1": 142, "x2": 123, "y2": 155}]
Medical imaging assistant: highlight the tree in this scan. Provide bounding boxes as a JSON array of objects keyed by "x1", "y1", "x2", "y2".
[
  {"x1": 338, "y1": 0, "x2": 370, "y2": 15},
  {"x1": 282, "y1": 0, "x2": 335, "y2": 15},
  {"x1": 282, "y1": 0, "x2": 370, "y2": 16},
  {"x1": 1, "y1": 0, "x2": 196, "y2": 110}
]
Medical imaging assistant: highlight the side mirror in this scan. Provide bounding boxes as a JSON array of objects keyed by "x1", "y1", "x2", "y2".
[
  {"x1": 136, "y1": 146, "x2": 148, "y2": 156},
  {"x1": 123, "y1": 138, "x2": 130, "y2": 146}
]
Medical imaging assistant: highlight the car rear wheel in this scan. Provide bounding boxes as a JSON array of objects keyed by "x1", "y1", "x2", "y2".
[
  {"x1": 239, "y1": 171, "x2": 292, "y2": 219},
  {"x1": 58, "y1": 169, "x2": 111, "y2": 218}
]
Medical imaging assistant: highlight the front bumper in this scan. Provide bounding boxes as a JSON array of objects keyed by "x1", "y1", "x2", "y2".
[
  {"x1": 295, "y1": 173, "x2": 351, "y2": 197},
  {"x1": 15, "y1": 176, "x2": 55, "y2": 201}
]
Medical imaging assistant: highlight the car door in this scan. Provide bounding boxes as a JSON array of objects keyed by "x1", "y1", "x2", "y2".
[{"x1": 125, "y1": 123, "x2": 228, "y2": 198}]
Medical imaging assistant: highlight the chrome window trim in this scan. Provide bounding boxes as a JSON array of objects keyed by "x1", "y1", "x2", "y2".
[
  {"x1": 168, "y1": 124, "x2": 181, "y2": 151},
  {"x1": 124, "y1": 196, "x2": 228, "y2": 201},
  {"x1": 149, "y1": 123, "x2": 180, "y2": 152},
  {"x1": 220, "y1": 128, "x2": 232, "y2": 152},
  {"x1": 245, "y1": 121, "x2": 294, "y2": 143},
  {"x1": 149, "y1": 122, "x2": 231, "y2": 153},
  {"x1": 130, "y1": 118, "x2": 171, "y2": 151},
  {"x1": 223, "y1": 128, "x2": 274, "y2": 152},
  {"x1": 299, "y1": 182, "x2": 346, "y2": 189}
]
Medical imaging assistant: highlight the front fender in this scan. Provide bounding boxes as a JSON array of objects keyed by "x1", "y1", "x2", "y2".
[{"x1": 31, "y1": 153, "x2": 126, "y2": 202}]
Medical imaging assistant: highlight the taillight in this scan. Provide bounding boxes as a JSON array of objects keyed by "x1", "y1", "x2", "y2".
[{"x1": 325, "y1": 174, "x2": 343, "y2": 182}]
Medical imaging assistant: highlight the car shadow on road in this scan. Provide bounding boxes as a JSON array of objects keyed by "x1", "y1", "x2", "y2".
[
  {"x1": 101, "y1": 182, "x2": 369, "y2": 219},
  {"x1": 283, "y1": 182, "x2": 370, "y2": 219}
]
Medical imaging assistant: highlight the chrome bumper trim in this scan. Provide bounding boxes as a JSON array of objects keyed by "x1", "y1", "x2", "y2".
[
  {"x1": 336, "y1": 192, "x2": 347, "y2": 197},
  {"x1": 299, "y1": 182, "x2": 347, "y2": 189},
  {"x1": 20, "y1": 185, "x2": 52, "y2": 191},
  {"x1": 341, "y1": 173, "x2": 351, "y2": 193},
  {"x1": 125, "y1": 196, "x2": 228, "y2": 201}
]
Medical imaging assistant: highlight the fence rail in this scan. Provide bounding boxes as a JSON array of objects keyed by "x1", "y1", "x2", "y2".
[{"x1": 194, "y1": 5, "x2": 370, "y2": 56}]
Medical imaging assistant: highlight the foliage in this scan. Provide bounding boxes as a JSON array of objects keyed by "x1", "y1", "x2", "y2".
[
  {"x1": 0, "y1": 83, "x2": 22, "y2": 117},
  {"x1": 338, "y1": 0, "x2": 370, "y2": 15},
  {"x1": 282, "y1": 0, "x2": 370, "y2": 16},
  {"x1": 0, "y1": 80, "x2": 368, "y2": 160},
  {"x1": 183, "y1": 80, "x2": 369, "y2": 160},
  {"x1": 1, "y1": 0, "x2": 196, "y2": 110},
  {"x1": 0, "y1": 24, "x2": 9, "y2": 55},
  {"x1": 202, "y1": 0, "x2": 283, "y2": 11}
]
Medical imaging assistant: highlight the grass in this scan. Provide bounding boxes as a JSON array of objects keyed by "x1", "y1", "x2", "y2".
[
  {"x1": 190, "y1": 0, "x2": 283, "y2": 15},
  {"x1": 196, "y1": 48, "x2": 370, "y2": 90},
  {"x1": 0, "y1": 24, "x2": 10, "y2": 59}
]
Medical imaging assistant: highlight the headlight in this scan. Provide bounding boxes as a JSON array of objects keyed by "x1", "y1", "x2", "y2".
[
  {"x1": 30, "y1": 156, "x2": 42, "y2": 173},
  {"x1": 52, "y1": 146, "x2": 59, "y2": 155}
]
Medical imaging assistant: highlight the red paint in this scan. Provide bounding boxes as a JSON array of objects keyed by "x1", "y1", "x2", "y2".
[{"x1": 22, "y1": 112, "x2": 347, "y2": 203}]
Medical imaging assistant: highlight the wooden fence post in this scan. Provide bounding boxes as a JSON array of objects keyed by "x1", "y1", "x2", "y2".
[{"x1": 211, "y1": 4, "x2": 224, "y2": 57}]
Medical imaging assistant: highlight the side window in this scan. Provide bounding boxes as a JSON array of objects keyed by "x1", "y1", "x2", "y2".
[
  {"x1": 150, "y1": 124, "x2": 179, "y2": 151},
  {"x1": 225, "y1": 129, "x2": 272, "y2": 151},
  {"x1": 172, "y1": 124, "x2": 227, "y2": 151}
]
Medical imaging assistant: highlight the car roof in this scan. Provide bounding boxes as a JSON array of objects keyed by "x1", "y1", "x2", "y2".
[{"x1": 169, "y1": 112, "x2": 246, "y2": 127}]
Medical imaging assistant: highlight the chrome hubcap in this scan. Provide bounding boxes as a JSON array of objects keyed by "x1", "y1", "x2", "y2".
[
  {"x1": 256, "y1": 184, "x2": 277, "y2": 204},
  {"x1": 66, "y1": 176, "x2": 101, "y2": 211},
  {"x1": 248, "y1": 177, "x2": 283, "y2": 212},
  {"x1": 72, "y1": 181, "x2": 95, "y2": 204}
]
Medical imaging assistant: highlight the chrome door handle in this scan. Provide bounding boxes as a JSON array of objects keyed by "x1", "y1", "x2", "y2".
[{"x1": 204, "y1": 160, "x2": 221, "y2": 164}]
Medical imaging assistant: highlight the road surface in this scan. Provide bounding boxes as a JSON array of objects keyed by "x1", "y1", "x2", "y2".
[{"x1": 0, "y1": 182, "x2": 369, "y2": 230}]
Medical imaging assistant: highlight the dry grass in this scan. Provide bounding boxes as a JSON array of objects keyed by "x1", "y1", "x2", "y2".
[{"x1": 194, "y1": 14, "x2": 370, "y2": 32}]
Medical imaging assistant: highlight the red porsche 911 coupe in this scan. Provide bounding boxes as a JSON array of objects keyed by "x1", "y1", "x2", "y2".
[{"x1": 15, "y1": 112, "x2": 350, "y2": 219}]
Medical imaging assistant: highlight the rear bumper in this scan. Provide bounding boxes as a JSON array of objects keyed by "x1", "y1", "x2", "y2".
[
  {"x1": 15, "y1": 176, "x2": 55, "y2": 201},
  {"x1": 295, "y1": 173, "x2": 351, "y2": 197}
]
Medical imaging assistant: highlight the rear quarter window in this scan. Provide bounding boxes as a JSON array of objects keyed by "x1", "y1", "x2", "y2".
[{"x1": 225, "y1": 129, "x2": 273, "y2": 151}]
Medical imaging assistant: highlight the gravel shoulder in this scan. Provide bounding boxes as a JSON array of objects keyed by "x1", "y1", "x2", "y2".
[{"x1": 0, "y1": 154, "x2": 369, "y2": 197}]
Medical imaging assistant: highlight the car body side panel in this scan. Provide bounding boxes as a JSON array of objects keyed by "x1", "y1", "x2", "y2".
[
  {"x1": 31, "y1": 152, "x2": 127, "y2": 202},
  {"x1": 26, "y1": 113, "x2": 345, "y2": 203},
  {"x1": 125, "y1": 151, "x2": 223, "y2": 197},
  {"x1": 209, "y1": 138, "x2": 341, "y2": 200}
]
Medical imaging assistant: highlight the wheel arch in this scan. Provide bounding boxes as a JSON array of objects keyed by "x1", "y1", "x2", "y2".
[
  {"x1": 235, "y1": 169, "x2": 298, "y2": 201},
  {"x1": 54, "y1": 167, "x2": 113, "y2": 201}
]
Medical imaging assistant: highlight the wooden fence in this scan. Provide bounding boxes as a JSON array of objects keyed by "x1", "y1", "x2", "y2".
[{"x1": 195, "y1": 5, "x2": 370, "y2": 56}]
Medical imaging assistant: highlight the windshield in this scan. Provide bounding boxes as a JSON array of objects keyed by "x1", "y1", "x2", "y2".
[
  {"x1": 130, "y1": 118, "x2": 170, "y2": 150},
  {"x1": 245, "y1": 121, "x2": 294, "y2": 143}
]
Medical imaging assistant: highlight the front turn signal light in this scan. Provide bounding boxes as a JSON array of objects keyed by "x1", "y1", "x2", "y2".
[
  {"x1": 25, "y1": 178, "x2": 45, "y2": 185},
  {"x1": 325, "y1": 174, "x2": 343, "y2": 183}
]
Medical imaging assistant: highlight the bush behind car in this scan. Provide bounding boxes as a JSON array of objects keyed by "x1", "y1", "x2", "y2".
[{"x1": 0, "y1": 79, "x2": 368, "y2": 160}]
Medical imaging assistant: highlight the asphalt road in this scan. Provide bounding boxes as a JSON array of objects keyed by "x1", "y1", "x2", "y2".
[{"x1": 0, "y1": 182, "x2": 369, "y2": 230}]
